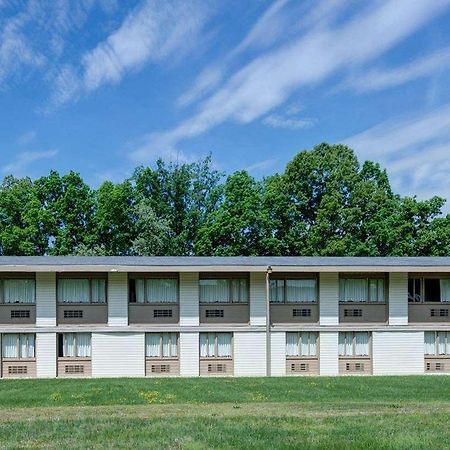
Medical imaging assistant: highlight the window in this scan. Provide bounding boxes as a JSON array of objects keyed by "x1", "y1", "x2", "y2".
[
  {"x1": 200, "y1": 333, "x2": 232, "y2": 358},
  {"x1": 199, "y1": 278, "x2": 248, "y2": 303},
  {"x1": 339, "y1": 278, "x2": 385, "y2": 302},
  {"x1": 408, "y1": 278, "x2": 450, "y2": 303},
  {"x1": 58, "y1": 333, "x2": 91, "y2": 357},
  {"x1": 424, "y1": 331, "x2": 450, "y2": 356},
  {"x1": 58, "y1": 277, "x2": 106, "y2": 303},
  {"x1": 339, "y1": 332, "x2": 370, "y2": 356},
  {"x1": 2, "y1": 334, "x2": 35, "y2": 358},
  {"x1": 0, "y1": 279, "x2": 35, "y2": 304},
  {"x1": 131, "y1": 278, "x2": 178, "y2": 303},
  {"x1": 146, "y1": 333, "x2": 178, "y2": 358},
  {"x1": 270, "y1": 278, "x2": 317, "y2": 303},
  {"x1": 286, "y1": 332, "x2": 317, "y2": 357}
]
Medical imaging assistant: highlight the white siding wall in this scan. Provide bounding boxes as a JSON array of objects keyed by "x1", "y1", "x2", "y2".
[
  {"x1": 91, "y1": 332, "x2": 145, "y2": 377},
  {"x1": 389, "y1": 272, "x2": 408, "y2": 325},
  {"x1": 319, "y1": 273, "x2": 339, "y2": 326},
  {"x1": 36, "y1": 333, "x2": 57, "y2": 378},
  {"x1": 108, "y1": 272, "x2": 128, "y2": 326},
  {"x1": 372, "y1": 331, "x2": 424, "y2": 375},
  {"x1": 179, "y1": 332, "x2": 199, "y2": 376},
  {"x1": 270, "y1": 332, "x2": 286, "y2": 376},
  {"x1": 36, "y1": 272, "x2": 56, "y2": 327},
  {"x1": 250, "y1": 272, "x2": 266, "y2": 326},
  {"x1": 234, "y1": 332, "x2": 267, "y2": 376},
  {"x1": 319, "y1": 332, "x2": 338, "y2": 375},
  {"x1": 179, "y1": 272, "x2": 199, "y2": 326}
]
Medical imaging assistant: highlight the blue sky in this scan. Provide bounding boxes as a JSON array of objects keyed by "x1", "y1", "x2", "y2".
[{"x1": 2, "y1": 0, "x2": 450, "y2": 208}]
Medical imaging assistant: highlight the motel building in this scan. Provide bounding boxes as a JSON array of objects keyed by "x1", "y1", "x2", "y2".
[{"x1": 0, "y1": 256, "x2": 449, "y2": 378}]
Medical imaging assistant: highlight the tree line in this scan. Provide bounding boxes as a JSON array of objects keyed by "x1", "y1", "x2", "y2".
[{"x1": 1, "y1": 143, "x2": 449, "y2": 256}]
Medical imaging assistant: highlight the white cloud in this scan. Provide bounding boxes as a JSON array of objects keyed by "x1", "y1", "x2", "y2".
[
  {"x1": 132, "y1": 0, "x2": 450, "y2": 162},
  {"x1": 344, "y1": 47, "x2": 450, "y2": 92},
  {"x1": 262, "y1": 114, "x2": 316, "y2": 130},
  {"x1": 2, "y1": 149, "x2": 58, "y2": 175},
  {"x1": 246, "y1": 158, "x2": 278, "y2": 173},
  {"x1": 16, "y1": 130, "x2": 37, "y2": 146}
]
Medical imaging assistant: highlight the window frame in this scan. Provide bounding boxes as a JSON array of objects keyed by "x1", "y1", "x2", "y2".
[
  {"x1": 269, "y1": 275, "x2": 318, "y2": 304},
  {"x1": 338, "y1": 331, "x2": 371, "y2": 358},
  {"x1": 285, "y1": 332, "x2": 318, "y2": 358},
  {"x1": 339, "y1": 274, "x2": 387, "y2": 304},
  {"x1": 408, "y1": 276, "x2": 450, "y2": 304},
  {"x1": 57, "y1": 273, "x2": 107, "y2": 304},
  {"x1": 58, "y1": 333, "x2": 92, "y2": 359},
  {"x1": 199, "y1": 332, "x2": 233, "y2": 359},
  {"x1": 199, "y1": 273, "x2": 249, "y2": 304},
  {"x1": 145, "y1": 332, "x2": 179, "y2": 359},
  {"x1": 424, "y1": 331, "x2": 450, "y2": 356},
  {"x1": 128, "y1": 274, "x2": 179, "y2": 304},
  {"x1": 0, "y1": 275, "x2": 36, "y2": 305},
  {"x1": 2, "y1": 333, "x2": 35, "y2": 359}
]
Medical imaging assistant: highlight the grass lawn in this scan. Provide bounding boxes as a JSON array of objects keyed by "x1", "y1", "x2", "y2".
[{"x1": 0, "y1": 376, "x2": 449, "y2": 449}]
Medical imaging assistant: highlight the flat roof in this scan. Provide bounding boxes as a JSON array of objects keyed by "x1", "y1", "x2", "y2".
[{"x1": 0, "y1": 256, "x2": 449, "y2": 272}]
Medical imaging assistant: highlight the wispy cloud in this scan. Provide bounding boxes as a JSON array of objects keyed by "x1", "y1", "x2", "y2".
[
  {"x1": 246, "y1": 158, "x2": 278, "y2": 173},
  {"x1": 2, "y1": 149, "x2": 58, "y2": 175},
  {"x1": 262, "y1": 114, "x2": 316, "y2": 130},
  {"x1": 132, "y1": 0, "x2": 450, "y2": 162},
  {"x1": 16, "y1": 130, "x2": 37, "y2": 146}
]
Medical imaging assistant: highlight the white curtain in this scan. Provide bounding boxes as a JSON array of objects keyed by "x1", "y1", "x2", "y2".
[
  {"x1": 4, "y1": 279, "x2": 35, "y2": 303},
  {"x1": 424, "y1": 332, "x2": 436, "y2": 355},
  {"x1": 200, "y1": 333, "x2": 217, "y2": 357},
  {"x1": 369, "y1": 279, "x2": 385, "y2": 302},
  {"x1": 91, "y1": 279, "x2": 106, "y2": 303},
  {"x1": 146, "y1": 334, "x2": 161, "y2": 357},
  {"x1": 300, "y1": 332, "x2": 310, "y2": 356},
  {"x1": 76, "y1": 333, "x2": 91, "y2": 357},
  {"x1": 58, "y1": 279, "x2": 90, "y2": 303},
  {"x1": 135, "y1": 279, "x2": 145, "y2": 303},
  {"x1": 309, "y1": 333, "x2": 317, "y2": 356},
  {"x1": 440, "y1": 279, "x2": 450, "y2": 302},
  {"x1": 286, "y1": 279, "x2": 316, "y2": 303},
  {"x1": 437, "y1": 332, "x2": 447, "y2": 355},
  {"x1": 340, "y1": 279, "x2": 368, "y2": 302},
  {"x1": 200, "y1": 333, "x2": 208, "y2": 357},
  {"x1": 2, "y1": 334, "x2": 18, "y2": 358},
  {"x1": 162, "y1": 333, "x2": 178, "y2": 357},
  {"x1": 217, "y1": 333, "x2": 232, "y2": 357},
  {"x1": 231, "y1": 279, "x2": 248, "y2": 303},
  {"x1": 355, "y1": 332, "x2": 369, "y2": 356},
  {"x1": 64, "y1": 333, "x2": 75, "y2": 357},
  {"x1": 147, "y1": 279, "x2": 177, "y2": 303},
  {"x1": 199, "y1": 280, "x2": 229, "y2": 303},
  {"x1": 339, "y1": 332, "x2": 353, "y2": 356},
  {"x1": 286, "y1": 333, "x2": 298, "y2": 356},
  {"x1": 270, "y1": 280, "x2": 284, "y2": 303}
]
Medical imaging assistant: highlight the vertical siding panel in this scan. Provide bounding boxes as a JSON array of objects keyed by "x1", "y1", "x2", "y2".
[
  {"x1": 36, "y1": 333, "x2": 57, "y2": 378},
  {"x1": 234, "y1": 332, "x2": 266, "y2": 376},
  {"x1": 388, "y1": 272, "x2": 408, "y2": 325},
  {"x1": 319, "y1": 273, "x2": 339, "y2": 326},
  {"x1": 179, "y1": 332, "x2": 199, "y2": 376},
  {"x1": 372, "y1": 331, "x2": 423, "y2": 375},
  {"x1": 179, "y1": 273, "x2": 199, "y2": 326},
  {"x1": 250, "y1": 272, "x2": 266, "y2": 326},
  {"x1": 270, "y1": 332, "x2": 286, "y2": 376},
  {"x1": 91, "y1": 332, "x2": 144, "y2": 377},
  {"x1": 36, "y1": 273, "x2": 56, "y2": 327},
  {"x1": 108, "y1": 273, "x2": 128, "y2": 326},
  {"x1": 319, "y1": 332, "x2": 338, "y2": 375}
]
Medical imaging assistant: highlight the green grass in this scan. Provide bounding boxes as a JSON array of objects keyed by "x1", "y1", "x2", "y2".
[{"x1": 0, "y1": 376, "x2": 449, "y2": 449}]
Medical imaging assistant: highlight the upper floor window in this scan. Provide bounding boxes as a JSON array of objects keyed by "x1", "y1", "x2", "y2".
[
  {"x1": 199, "y1": 277, "x2": 248, "y2": 304},
  {"x1": 200, "y1": 332, "x2": 232, "y2": 358},
  {"x1": 130, "y1": 278, "x2": 178, "y2": 304},
  {"x1": 286, "y1": 332, "x2": 317, "y2": 357},
  {"x1": 270, "y1": 278, "x2": 317, "y2": 303},
  {"x1": 2, "y1": 333, "x2": 35, "y2": 358},
  {"x1": 339, "y1": 278, "x2": 385, "y2": 303},
  {"x1": 58, "y1": 333, "x2": 91, "y2": 358},
  {"x1": 57, "y1": 277, "x2": 106, "y2": 304},
  {"x1": 408, "y1": 277, "x2": 450, "y2": 303},
  {"x1": 424, "y1": 331, "x2": 450, "y2": 356},
  {"x1": 146, "y1": 333, "x2": 178, "y2": 358},
  {"x1": 339, "y1": 332, "x2": 370, "y2": 357},
  {"x1": 0, "y1": 279, "x2": 35, "y2": 304}
]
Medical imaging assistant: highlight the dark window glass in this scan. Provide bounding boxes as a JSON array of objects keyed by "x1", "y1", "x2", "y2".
[{"x1": 424, "y1": 279, "x2": 440, "y2": 302}]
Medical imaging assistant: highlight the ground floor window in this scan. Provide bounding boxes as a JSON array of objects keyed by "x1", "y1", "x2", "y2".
[
  {"x1": 200, "y1": 333, "x2": 232, "y2": 358},
  {"x1": 286, "y1": 332, "x2": 317, "y2": 357},
  {"x1": 339, "y1": 332, "x2": 370, "y2": 357},
  {"x1": 2, "y1": 333, "x2": 35, "y2": 358},
  {"x1": 424, "y1": 331, "x2": 450, "y2": 356},
  {"x1": 58, "y1": 333, "x2": 91, "y2": 357},
  {"x1": 146, "y1": 333, "x2": 178, "y2": 358}
]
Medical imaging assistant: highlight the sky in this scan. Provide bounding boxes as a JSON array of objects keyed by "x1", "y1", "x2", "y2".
[{"x1": 1, "y1": 0, "x2": 450, "y2": 209}]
